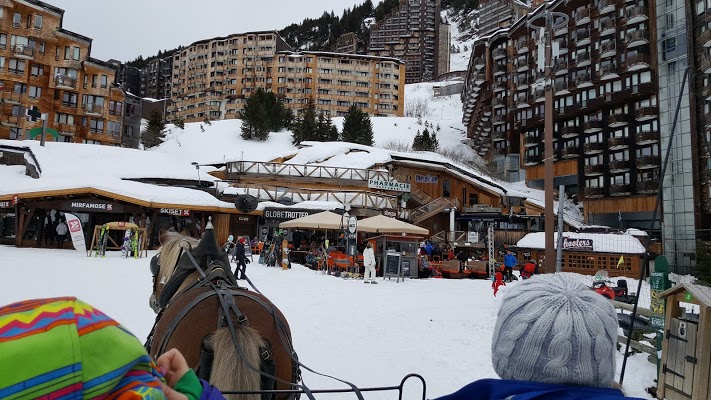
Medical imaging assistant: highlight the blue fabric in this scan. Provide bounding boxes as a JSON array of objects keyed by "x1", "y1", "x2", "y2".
[
  {"x1": 435, "y1": 379, "x2": 644, "y2": 400},
  {"x1": 504, "y1": 254, "x2": 517, "y2": 267},
  {"x1": 425, "y1": 243, "x2": 434, "y2": 256},
  {"x1": 199, "y1": 379, "x2": 227, "y2": 400}
]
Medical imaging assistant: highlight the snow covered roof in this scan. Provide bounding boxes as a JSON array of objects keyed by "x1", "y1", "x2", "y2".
[
  {"x1": 0, "y1": 140, "x2": 236, "y2": 211},
  {"x1": 516, "y1": 232, "x2": 647, "y2": 254}
]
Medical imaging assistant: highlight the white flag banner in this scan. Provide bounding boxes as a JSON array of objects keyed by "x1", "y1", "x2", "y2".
[{"x1": 64, "y1": 213, "x2": 86, "y2": 253}]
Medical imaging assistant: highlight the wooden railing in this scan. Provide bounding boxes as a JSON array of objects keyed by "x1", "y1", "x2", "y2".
[
  {"x1": 226, "y1": 160, "x2": 393, "y2": 183},
  {"x1": 430, "y1": 230, "x2": 480, "y2": 243},
  {"x1": 226, "y1": 183, "x2": 401, "y2": 211},
  {"x1": 409, "y1": 198, "x2": 460, "y2": 223}
]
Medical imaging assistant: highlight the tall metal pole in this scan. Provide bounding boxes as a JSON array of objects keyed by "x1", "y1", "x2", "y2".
[
  {"x1": 543, "y1": 13, "x2": 555, "y2": 272},
  {"x1": 556, "y1": 184, "x2": 565, "y2": 272},
  {"x1": 40, "y1": 114, "x2": 47, "y2": 147}
]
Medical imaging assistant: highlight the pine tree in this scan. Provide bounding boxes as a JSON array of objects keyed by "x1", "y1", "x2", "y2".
[
  {"x1": 412, "y1": 128, "x2": 439, "y2": 152},
  {"x1": 240, "y1": 89, "x2": 289, "y2": 141},
  {"x1": 141, "y1": 110, "x2": 166, "y2": 148},
  {"x1": 341, "y1": 105, "x2": 374, "y2": 146},
  {"x1": 429, "y1": 129, "x2": 440, "y2": 151},
  {"x1": 436, "y1": 122, "x2": 441, "y2": 132},
  {"x1": 316, "y1": 112, "x2": 339, "y2": 142},
  {"x1": 174, "y1": 118, "x2": 185, "y2": 129},
  {"x1": 292, "y1": 98, "x2": 318, "y2": 145},
  {"x1": 412, "y1": 130, "x2": 424, "y2": 150}
]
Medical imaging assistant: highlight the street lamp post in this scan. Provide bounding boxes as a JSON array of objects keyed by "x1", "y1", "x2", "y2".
[{"x1": 191, "y1": 162, "x2": 201, "y2": 187}]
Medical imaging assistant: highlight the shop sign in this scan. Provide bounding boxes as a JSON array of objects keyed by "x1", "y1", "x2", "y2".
[
  {"x1": 415, "y1": 174, "x2": 438, "y2": 183},
  {"x1": 368, "y1": 179, "x2": 411, "y2": 192},
  {"x1": 160, "y1": 208, "x2": 191, "y2": 216},
  {"x1": 649, "y1": 271, "x2": 671, "y2": 329},
  {"x1": 0, "y1": 201, "x2": 10, "y2": 209},
  {"x1": 61, "y1": 200, "x2": 124, "y2": 213},
  {"x1": 562, "y1": 237, "x2": 593, "y2": 251},
  {"x1": 263, "y1": 208, "x2": 319, "y2": 224},
  {"x1": 382, "y1": 208, "x2": 398, "y2": 218},
  {"x1": 236, "y1": 215, "x2": 254, "y2": 224}
]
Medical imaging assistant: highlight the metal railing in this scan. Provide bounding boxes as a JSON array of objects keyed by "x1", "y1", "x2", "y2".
[
  {"x1": 226, "y1": 160, "x2": 393, "y2": 183},
  {"x1": 409, "y1": 198, "x2": 460, "y2": 223}
]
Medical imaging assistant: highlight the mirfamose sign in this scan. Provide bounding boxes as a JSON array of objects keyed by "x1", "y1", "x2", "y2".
[
  {"x1": 562, "y1": 237, "x2": 594, "y2": 251},
  {"x1": 368, "y1": 179, "x2": 411, "y2": 192}
]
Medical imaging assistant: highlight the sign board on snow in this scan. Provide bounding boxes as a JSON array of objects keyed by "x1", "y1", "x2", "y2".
[
  {"x1": 562, "y1": 237, "x2": 593, "y2": 251},
  {"x1": 160, "y1": 208, "x2": 191, "y2": 216},
  {"x1": 415, "y1": 174, "x2": 438, "y2": 183},
  {"x1": 368, "y1": 179, "x2": 411, "y2": 193}
]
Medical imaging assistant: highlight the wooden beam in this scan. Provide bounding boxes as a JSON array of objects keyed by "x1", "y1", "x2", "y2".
[
  {"x1": 610, "y1": 300, "x2": 653, "y2": 317},
  {"x1": 617, "y1": 335, "x2": 656, "y2": 356},
  {"x1": 15, "y1": 207, "x2": 24, "y2": 248},
  {"x1": 691, "y1": 305, "x2": 711, "y2": 400},
  {"x1": 658, "y1": 294, "x2": 682, "y2": 400},
  {"x1": 19, "y1": 208, "x2": 35, "y2": 248}
]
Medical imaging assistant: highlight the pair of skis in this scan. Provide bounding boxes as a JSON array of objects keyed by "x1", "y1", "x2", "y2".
[{"x1": 94, "y1": 225, "x2": 109, "y2": 258}]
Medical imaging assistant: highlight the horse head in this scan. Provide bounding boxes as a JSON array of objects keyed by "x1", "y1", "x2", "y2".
[{"x1": 150, "y1": 220, "x2": 235, "y2": 313}]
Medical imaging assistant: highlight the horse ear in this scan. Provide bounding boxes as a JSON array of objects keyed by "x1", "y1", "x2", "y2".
[
  {"x1": 194, "y1": 219, "x2": 221, "y2": 255},
  {"x1": 159, "y1": 227, "x2": 169, "y2": 245}
]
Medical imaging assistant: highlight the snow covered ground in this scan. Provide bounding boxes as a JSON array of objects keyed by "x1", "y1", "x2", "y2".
[{"x1": 0, "y1": 246, "x2": 655, "y2": 399}]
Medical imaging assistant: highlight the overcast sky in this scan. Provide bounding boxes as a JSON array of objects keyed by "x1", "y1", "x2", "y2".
[{"x1": 48, "y1": 0, "x2": 370, "y2": 62}]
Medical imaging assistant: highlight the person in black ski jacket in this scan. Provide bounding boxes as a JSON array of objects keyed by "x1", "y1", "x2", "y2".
[{"x1": 233, "y1": 237, "x2": 250, "y2": 279}]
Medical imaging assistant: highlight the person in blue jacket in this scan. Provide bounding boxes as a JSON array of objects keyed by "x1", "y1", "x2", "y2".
[
  {"x1": 436, "y1": 273, "x2": 645, "y2": 400},
  {"x1": 503, "y1": 250, "x2": 517, "y2": 282}
]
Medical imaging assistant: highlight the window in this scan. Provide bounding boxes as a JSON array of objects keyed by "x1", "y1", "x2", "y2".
[
  {"x1": 55, "y1": 113, "x2": 75, "y2": 125},
  {"x1": 92, "y1": 74, "x2": 98, "y2": 88},
  {"x1": 9, "y1": 58, "x2": 25, "y2": 74},
  {"x1": 73, "y1": 47, "x2": 80, "y2": 60},
  {"x1": 28, "y1": 86, "x2": 41, "y2": 98},
  {"x1": 100, "y1": 74, "x2": 108, "y2": 88},
  {"x1": 109, "y1": 101, "x2": 123, "y2": 116},
  {"x1": 665, "y1": 13, "x2": 674, "y2": 30},
  {"x1": 89, "y1": 118, "x2": 104, "y2": 133},
  {"x1": 13, "y1": 13, "x2": 21, "y2": 28},
  {"x1": 443, "y1": 180, "x2": 451, "y2": 198},
  {"x1": 31, "y1": 63, "x2": 44, "y2": 76},
  {"x1": 9, "y1": 127, "x2": 21, "y2": 140},
  {"x1": 64, "y1": 46, "x2": 71, "y2": 60},
  {"x1": 63, "y1": 92, "x2": 77, "y2": 107},
  {"x1": 0, "y1": 56, "x2": 4, "y2": 70},
  {"x1": 34, "y1": 15, "x2": 43, "y2": 29},
  {"x1": 108, "y1": 121, "x2": 121, "y2": 136},
  {"x1": 124, "y1": 125, "x2": 134, "y2": 138},
  {"x1": 0, "y1": 34, "x2": 6, "y2": 50}
]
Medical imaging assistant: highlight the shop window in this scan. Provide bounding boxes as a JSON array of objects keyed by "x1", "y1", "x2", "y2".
[{"x1": 443, "y1": 180, "x2": 451, "y2": 198}]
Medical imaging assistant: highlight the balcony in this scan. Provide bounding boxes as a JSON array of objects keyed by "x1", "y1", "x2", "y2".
[
  {"x1": 57, "y1": 123, "x2": 78, "y2": 136},
  {"x1": 472, "y1": 72, "x2": 486, "y2": 84},
  {"x1": 493, "y1": 97, "x2": 506, "y2": 109},
  {"x1": 626, "y1": 52, "x2": 651, "y2": 72},
  {"x1": 609, "y1": 111, "x2": 627, "y2": 127},
  {"x1": 54, "y1": 75, "x2": 77, "y2": 90},
  {"x1": 600, "y1": 17, "x2": 617, "y2": 36},
  {"x1": 492, "y1": 115, "x2": 506, "y2": 125},
  {"x1": 554, "y1": 58, "x2": 569, "y2": 75},
  {"x1": 610, "y1": 159, "x2": 631, "y2": 172},
  {"x1": 560, "y1": 126, "x2": 580, "y2": 138},
  {"x1": 1, "y1": 92, "x2": 23, "y2": 105},
  {"x1": 636, "y1": 129, "x2": 660, "y2": 145},
  {"x1": 637, "y1": 155, "x2": 661, "y2": 169},
  {"x1": 553, "y1": 80, "x2": 569, "y2": 96},
  {"x1": 524, "y1": 134, "x2": 539, "y2": 147},
  {"x1": 610, "y1": 184, "x2": 632, "y2": 196},
  {"x1": 562, "y1": 145, "x2": 580, "y2": 158},
  {"x1": 574, "y1": 29, "x2": 591, "y2": 46},
  {"x1": 635, "y1": 106, "x2": 658, "y2": 121},
  {"x1": 625, "y1": 5, "x2": 648, "y2": 25},
  {"x1": 493, "y1": 48, "x2": 506, "y2": 60},
  {"x1": 12, "y1": 44, "x2": 35, "y2": 59},
  {"x1": 516, "y1": 37, "x2": 530, "y2": 54},
  {"x1": 700, "y1": 54, "x2": 711, "y2": 74},
  {"x1": 584, "y1": 119, "x2": 603, "y2": 133},
  {"x1": 493, "y1": 81, "x2": 507, "y2": 93},
  {"x1": 637, "y1": 180, "x2": 659, "y2": 194},
  {"x1": 473, "y1": 57, "x2": 485, "y2": 69},
  {"x1": 600, "y1": 40, "x2": 617, "y2": 58},
  {"x1": 514, "y1": 77, "x2": 530, "y2": 91},
  {"x1": 555, "y1": 22, "x2": 569, "y2": 36},
  {"x1": 609, "y1": 136, "x2": 629, "y2": 150},
  {"x1": 598, "y1": 0, "x2": 616, "y2": 15},
  {"x1": 585, "y1": 187, "x2": 605, "y2": 198},
  {"x1": 699, "y1": 29, "x2": 711, "y2": 48},
  {"x1": 83, "y1": 104, "x2": 104, "y2": 116},
  {"x1": 575, "y1": 8, "x2": 591, "y2": 25},
  {"x1": 600, "y1": 61, "x2": 619, "y2": 80},
  {"x1": 625, "y1": 30, "x2": 649, "y2": 47},
  {"x1": 1, "y1": 114, "x2": 22, "y2": 127},
  {"x1": 584, "y1": 164, "x2": 605, "y2": 176},
  {"x1": 494, "y1": 64, "x2": 508, "y2": 76},
  {"x1": 515, "y1": 57, "x2": 529, "y2": 72},
  {"x1": 493, "y1": 132, "x2": 506, "y2": 142},
  {"x1": 584, "y1": 142, "x2": 604, "y2": 155},
  {"x1": 524, "y1": 154, "x2": 541, "y2": 165},
  {"x1": 515, "y1": 92, "x2": 530, "y2": 108},
  {"x1": 575, "y1": 51, "x2": 591, "y2": 67},
  {"x1": 575, "y1": 71, "x2": 593, "y2": 88}
]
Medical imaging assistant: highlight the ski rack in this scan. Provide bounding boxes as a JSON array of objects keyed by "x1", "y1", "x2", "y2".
[{"x1": 221, "y1": 373, "x2": 427, "y2": 399}]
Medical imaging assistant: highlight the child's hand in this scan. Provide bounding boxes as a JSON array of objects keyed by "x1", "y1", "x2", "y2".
[{"x1": 157, "y1": 348, "x2": 191, "y2": 388}]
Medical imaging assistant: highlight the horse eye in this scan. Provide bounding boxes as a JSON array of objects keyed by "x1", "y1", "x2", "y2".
[{"x1": 150, "y1": 255, "x2": 161, "y2": 276}]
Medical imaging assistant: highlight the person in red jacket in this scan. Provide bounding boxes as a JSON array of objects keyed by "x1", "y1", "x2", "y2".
[{"x1": 492, "y1": 271, "x2": 506, "y2": 296}]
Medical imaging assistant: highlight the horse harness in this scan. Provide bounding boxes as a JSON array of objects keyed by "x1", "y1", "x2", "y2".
[{"x1": 145, "y1": 250, "x2": 298, "y2": 400}]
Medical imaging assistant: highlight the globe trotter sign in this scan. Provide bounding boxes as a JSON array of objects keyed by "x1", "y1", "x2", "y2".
[{"x1": 368, "y1": 179, "x2": 411, "y2": 192}]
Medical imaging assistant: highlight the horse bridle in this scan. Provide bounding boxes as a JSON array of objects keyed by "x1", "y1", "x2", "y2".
[{"x1": 146, "y1": 241, "x2": 367, "y2": 400}]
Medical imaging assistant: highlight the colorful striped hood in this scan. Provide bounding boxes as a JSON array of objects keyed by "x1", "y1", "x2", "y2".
[{"x1": 0, "y1": 297, "x2": 166, "y2": 400}]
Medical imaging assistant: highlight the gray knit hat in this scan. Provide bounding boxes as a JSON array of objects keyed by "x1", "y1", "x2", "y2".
[{"x1": 491, "y1": 273, "x2": 619, "y2": 388}]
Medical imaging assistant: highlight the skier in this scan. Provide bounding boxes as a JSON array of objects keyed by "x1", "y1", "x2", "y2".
[
  {"x1": 233, "y1": 237, "x2": 250, "y2": 279},
  {"x1": 492, "y1": 271, "x2": 505, "y2": 297},
  {"x1": 503, "y1": 251, "x2": 517, "y2": 282}
]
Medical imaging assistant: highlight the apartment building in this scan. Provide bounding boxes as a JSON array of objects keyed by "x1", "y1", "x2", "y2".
[
  {"x1": 109, "y1": 60, "x2": 141, "y2": 96},
  {"x1": 0, "y1": 0, "x2": 134, "y2": 147},
  {"x1": 142, "y1": 56, "x2": 172, "y2": 99},
  {"x1": 167, "y1": 31, "x2": 405, "y2": 123},
  {"x1": 476, "y1": 0, "x2": 531, "y2": 37},
  {"x1": 368, "y1": 0, "x2": 443, "y2": 83},
  {"x1": 273, "y1": 51, "x2": 405, "y2": 117},
  {"x1": 437, "y1": 22, "x2": 451, "y2": 77},
  {"x1": 462, "y1": 0, "x2": 661, "y2": 238},
  {"x1": 332, "y1": 32, "x2": 365, "y2": 54}
]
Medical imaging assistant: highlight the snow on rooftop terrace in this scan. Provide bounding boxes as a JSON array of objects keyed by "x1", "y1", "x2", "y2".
[{"x1": 517, "y1": 231, "x2": 647, "y2": 254}]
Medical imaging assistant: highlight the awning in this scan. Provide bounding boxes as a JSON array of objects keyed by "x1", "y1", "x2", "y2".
[
  {"x1": 279, "y1": 211, "x2": 348, "y2": 230},
  {"x1": 357, "y1": 215, "x2": 429, "y2": 236}
]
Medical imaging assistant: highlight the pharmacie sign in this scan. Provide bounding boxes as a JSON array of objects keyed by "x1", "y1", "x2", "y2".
[
  {"x1": 368, "y1": 179, "x2": 411, "y2": 192},
  {"x1": 61, "y1": 200, "x2": 124, "y2": 213},
  {"x1": 562, "y1": 237, "x2": 594, "y2": 251},
  {"x1": 160, "y1": 208, "x2": 191, "y2": 216}
]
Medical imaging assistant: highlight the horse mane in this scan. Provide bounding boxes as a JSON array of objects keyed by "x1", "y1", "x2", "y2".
[{"x1": 157, "y1": 231, "x2": 199, "y2": 291}]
